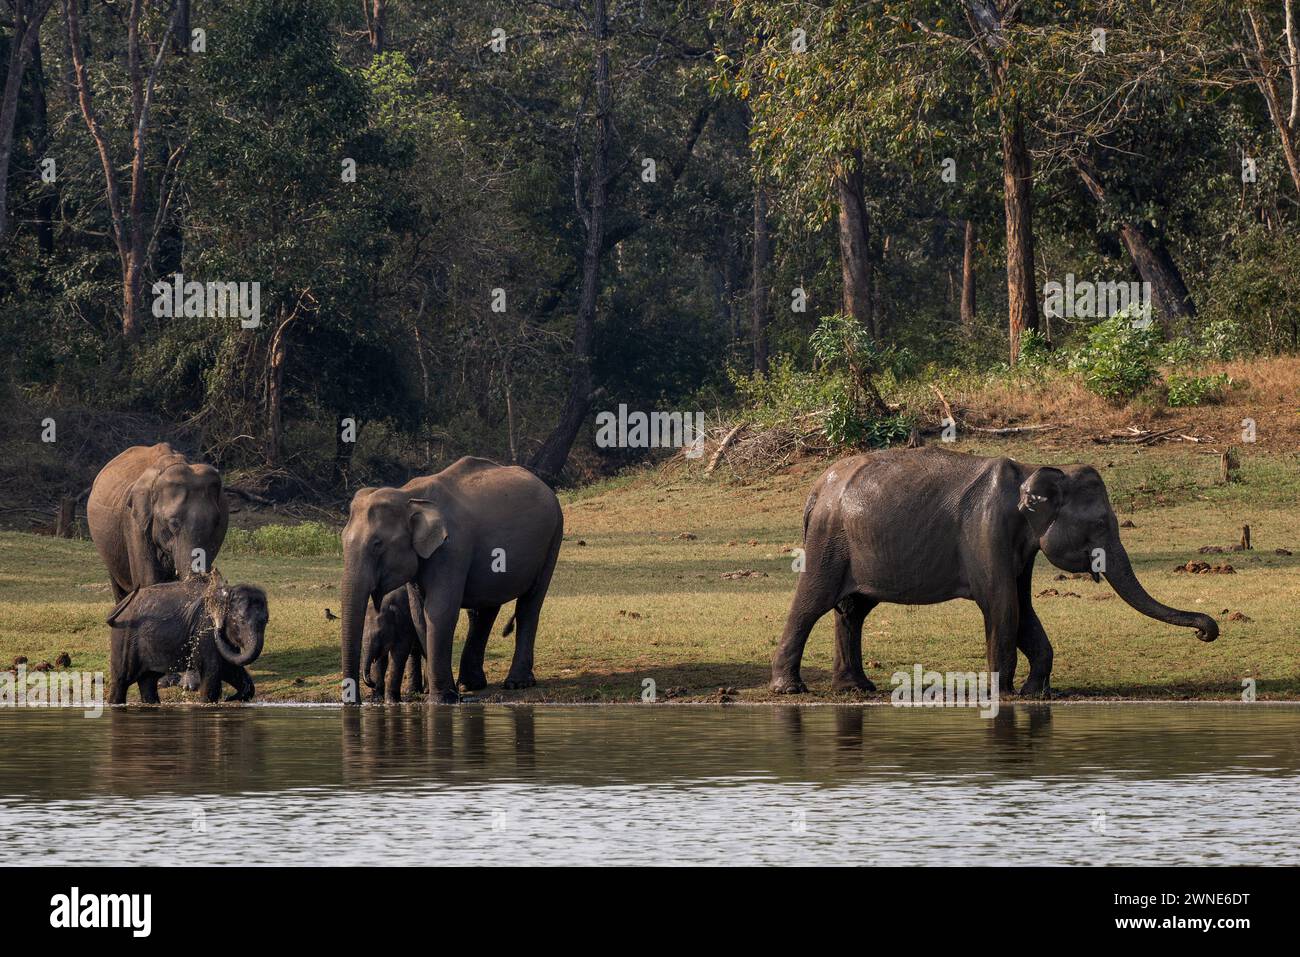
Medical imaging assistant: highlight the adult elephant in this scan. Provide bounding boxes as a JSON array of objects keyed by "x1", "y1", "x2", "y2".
[
  {"x1": 771, "y1": 447, "x2": 1218, "y2": 697},
  {"x1": 340, "y1": 457, "x2": 563, "y2": 704},
  {"x1": 87, "y1": 443, "x2": 230, "y2": 599}
]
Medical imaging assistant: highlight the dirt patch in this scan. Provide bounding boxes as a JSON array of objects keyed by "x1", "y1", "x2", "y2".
[{"x1": 1173, "y1": 561, "x2": 1236, "y2": 574}]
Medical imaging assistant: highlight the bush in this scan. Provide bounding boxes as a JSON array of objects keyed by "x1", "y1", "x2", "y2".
[
  {"x1": 1067, "y1": 308, "x2": 1161, "y2": 402},
  {"x1": 1166, "y1": 372, "x2": 1232, "y2": 407},
  {"x1": 1201, "y1": 227, "x2": 1300, "y2": 353},
  {"x1": 223, "y1": 522, "x2": 341, "y2": 557}
]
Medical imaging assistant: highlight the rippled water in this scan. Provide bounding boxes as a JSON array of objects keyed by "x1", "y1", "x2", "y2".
[{"x1": 1, "y1": 703, "x2": 1297, "y2": 865}]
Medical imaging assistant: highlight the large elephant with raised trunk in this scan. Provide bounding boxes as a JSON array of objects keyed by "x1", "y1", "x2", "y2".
[
  {"x1": 771, "y1": 447, "x2": 1218, "y2": 697},
  {"x1": 88, "y1": 443, "x2": 229, "y2": 600},
  {"x1": 339, "y1": 457, "x2": 564, "y2": 704}
]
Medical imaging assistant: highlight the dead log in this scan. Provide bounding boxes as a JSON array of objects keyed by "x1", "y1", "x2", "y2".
[{"x1": 705, "y1": 422, "x2": 747, "y2": 475}]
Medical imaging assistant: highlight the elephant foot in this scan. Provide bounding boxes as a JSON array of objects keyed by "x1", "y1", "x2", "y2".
[
  {"x1": 432, "y1": 688, "x2": 461, "y2": 705},
  {"x1": 502, "y1": 673, "x2": 536, "y2": 690},
  {"x1": 831, "y1": 674, "x2": 876, "y2": 693},
  {"x1": 1018, "y1": 678, "x2": 1051, "y2": 699},
  {"x1": 458, "y1": 671, "x2": 488, "y2": 693},
  {"x1": 770, "y1": 675, "x2": 808, "y2": 694}
]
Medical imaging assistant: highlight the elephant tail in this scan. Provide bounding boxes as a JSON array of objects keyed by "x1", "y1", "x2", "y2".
[
  {"x1": 802, "y1": 489, "x2": 819, "y2": 542},
  {"x1": 502, "y1": 613, "x2": 516, "y2": 637}
]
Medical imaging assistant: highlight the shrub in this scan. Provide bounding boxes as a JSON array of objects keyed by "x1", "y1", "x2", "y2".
[
  {"x1": 1067, "y1": 309, "x2": 1161, "y2": 401},
  {"x1": 1166, "y1": 372, "x2": 1232, "y2": 407},
  {"x1": 223, "y1": 521, "x2": 341, "y2": 557}
]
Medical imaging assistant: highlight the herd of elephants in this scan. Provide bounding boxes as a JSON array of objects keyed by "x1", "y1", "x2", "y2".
[{"x1": 86, "y1": 442, "x2": 1218, "y2": 705}]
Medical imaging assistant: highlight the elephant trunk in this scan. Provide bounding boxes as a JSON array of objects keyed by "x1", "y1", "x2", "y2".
[
  {"x1": 214, "y1": 618, "x2": 263, "y2": 666},
  {"x1": 1103, "y1": 536, "x2": 1218, "y2": 642},
  {"x1": 362, "y1": 636, "x2": 380, "y2": 690},
  {"x1": 340, "y1": 565, "x2": 376, "y2": 702}
]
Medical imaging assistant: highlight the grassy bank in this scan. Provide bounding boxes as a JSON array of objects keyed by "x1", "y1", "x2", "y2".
[{"x1": 2, "y1": 434, "x2": 1297, "y2": 703}]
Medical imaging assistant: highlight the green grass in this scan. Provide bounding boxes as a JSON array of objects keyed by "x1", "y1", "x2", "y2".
[{"x1": 3, "y1": 439, "x2": 1298, "y2": 703}]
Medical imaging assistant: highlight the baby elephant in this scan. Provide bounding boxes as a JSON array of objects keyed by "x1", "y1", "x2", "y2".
[
  {"x1": 106, "y1": 574, "x2": 268, "y2": 704},
  {"x1": 363, "y1": 588, "x2": 425, "y2": 703}
]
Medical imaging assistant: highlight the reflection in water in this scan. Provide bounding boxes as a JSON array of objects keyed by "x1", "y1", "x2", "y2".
[{"x1": 1, "y1": 704, "x2": 1297, "y2": 865}]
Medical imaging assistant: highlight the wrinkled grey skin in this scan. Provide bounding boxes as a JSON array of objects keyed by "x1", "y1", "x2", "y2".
[
  {"x1": 362, "y1": 588, "x2": 425, "y2": 703},
  {"x1": 106, "y1": 576, "x2": 268, "y2": 704},
  {"x1": 88, "y1": 443, "x2": 229, "y2": 600},
  {"x1": 772, "y1": 447, "x2": 1219, "y2": 697},
  {"x1": 340, "y1": 457, "x2": 563, "y2": 704}
]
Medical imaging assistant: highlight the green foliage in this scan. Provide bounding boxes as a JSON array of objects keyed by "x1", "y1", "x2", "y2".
[
  {"x1": 1202, "y1": 227, "x2": 1300, "y2": 353},
  {"x1": 729, "y1": 356, "x2": 842, "y2": 429},
  {"x1": 1166, "y1": 372, "x2": 1232, "y2": 407},
  {"x1": 223, "y1": 522, "x2": 341, "y2": 557},
  {"x1": 1067, "y1": 310, "x2": 1161, "y2": 402}
]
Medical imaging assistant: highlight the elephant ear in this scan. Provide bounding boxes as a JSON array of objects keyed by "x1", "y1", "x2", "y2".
[
  {"x1": 1017, "y1": 467, "x2": 1067, "y2": 538},
  {"x1": 106, "y1": 588, "x2": 141, "y2": 627},
  {"x1": 408, "y1": 499, "x2": 448, "y2": 559},
  {"x1": 124, "y1": 473, "x2": 164, "y2": 586}
]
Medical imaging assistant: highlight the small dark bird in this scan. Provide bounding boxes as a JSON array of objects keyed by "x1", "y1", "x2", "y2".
[
  {"x1": 324, "y1": 608, "x2": 339, "y2": 621},
  {"x1": 33, "y1": 661, "x2": 53, "y2": 673},
  {"x1": 55, "y1": 652, "x2": 72, "y2": 668},
  {"x1": 13, "y1": 655, "x2": 27, "y2": 666}
]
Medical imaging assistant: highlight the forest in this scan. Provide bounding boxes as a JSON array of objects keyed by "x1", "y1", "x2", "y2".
[{"x1": 2, "y1": 0, "x2": 1299, "y2": 507}]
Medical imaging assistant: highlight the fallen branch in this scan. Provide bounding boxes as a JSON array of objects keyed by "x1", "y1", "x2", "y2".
[
  {"x1": 929, "y1": 384, "x2": 955, "y2": 427},
  {"x1": 1092, "y1": 425, "x2": 1183, "y2": 445},
  {"x1": 965, "y1": 424, "x2": 1058, "y2": 435},
  {"x1": 706, "y1": 422, "x2": 747, "y2": 475}
]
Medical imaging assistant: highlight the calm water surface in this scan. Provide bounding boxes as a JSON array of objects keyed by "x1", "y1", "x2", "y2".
[{"x1": 1, "y1": 703, "x2": 1297, "y2": 865}]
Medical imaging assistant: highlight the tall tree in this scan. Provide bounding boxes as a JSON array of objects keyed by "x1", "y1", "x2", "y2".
[
  {"x1": 529, "y1": 0, "x2": 611, "y2": 484},
  {"x1": 0, "y1": 0, "x2": 54, "y2": 241},
  {"x1": 63, "y1": 0, "x2": 180, "y2": 339}
]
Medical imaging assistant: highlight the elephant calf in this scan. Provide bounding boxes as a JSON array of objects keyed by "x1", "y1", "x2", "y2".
[
  {"x1": 363, "y1": 588, "x2": 425, "y2": 703},
  {"x1": 106, "y1": 574, "x2": 268, "y2": 704}
]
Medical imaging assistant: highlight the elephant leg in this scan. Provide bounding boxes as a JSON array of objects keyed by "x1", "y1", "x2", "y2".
[
  {"x1": 979, "y1": 590, "x2": 1020, "y2": 695},
  {"x1": 422, "y1": 593, "x2": 464, "y2": 704},
  {"x1": 458, "y1": 606, "x2": 500, "y2": 693},
  {"x1": 386, "y1": 646, "x2": 409, "y2": 703},
  {"x1": 370, "y1": 652, "x2": 388, "y2": 703},
  {"x1": 771, "y1": 569, "x2": 840, "y2": 694},
  {"x1": 109, "y1": 677, "x2": 128, "y2": 705},
  {"x1": 504, "y1": 532, "x2": 562, "y2": 691},
  {"x1": 407, "y1": 644, "x2": 425, "y2": 695},
  {"x1": 138, "y1": 673, "x2": 162, "y2": 705},
  {"x1": 221, "y1": 662, "x2": 255, "y2": 702},
  {"x1": 1015, "y1": 568, "x2": 1053, "y2": 698},
  {"x1": 831, "y1": 595, "x2": 877, "y2": 692},
  {"x1": 200, "y1": 670, "x2": 222, "y2": 703}
]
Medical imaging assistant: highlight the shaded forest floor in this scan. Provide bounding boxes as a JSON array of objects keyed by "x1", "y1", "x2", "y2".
[{"x1": 3, "y1": 431, "x2": 1298, "y2": 703}]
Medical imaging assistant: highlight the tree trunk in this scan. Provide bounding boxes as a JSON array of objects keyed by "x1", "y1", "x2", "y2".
[
  {"x1": 0, "y1": 0, "x2": 55, "y2": 242},
  {"x1": 1075, "y1": 158, "x2": 1195, "y2": 328},
  {"x1": 751, "y1": 180, "x2": 770, "y2": 373},
  {"x1": 960, "y1": 218, "x2": 976, "y2": 328},
  {"x1": 266, "y1": 309, "x2": 293, "y2": 467},
  {"x1": 29, "y1": 35, "x2": 55, "y2": 253},
  {"x1": 1001, "y1": 111, "x2": 1039, "y2": 362},
  {"x1": 528, "y1": 0, "x2": 609, "y2": 486},
  {"x1": 366, "y1": 0, "x2": 386, "y2": 56},
  {"x1": 1246, "y1": 4, "x2": 1300, "y2": 198},
  {"x1": 834, "y1": 154, "x2": 875, "y2": 339}
]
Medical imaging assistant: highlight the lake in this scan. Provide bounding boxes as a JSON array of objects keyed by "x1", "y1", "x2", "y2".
[{"x1": 1, "y1": 703, "x2": 1297, "y2": 866}]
